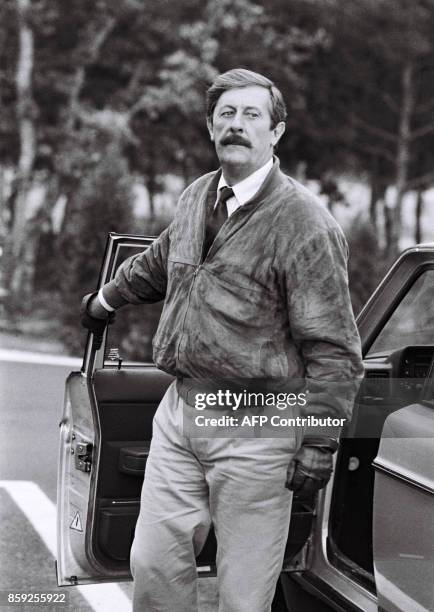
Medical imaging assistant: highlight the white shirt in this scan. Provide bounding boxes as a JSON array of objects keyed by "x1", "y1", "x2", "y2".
[{"x1": 216, "y1": 157, "x2": 273, "y2": 217}]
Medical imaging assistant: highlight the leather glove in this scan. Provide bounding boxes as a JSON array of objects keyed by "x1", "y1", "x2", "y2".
[
  {"x1": 80, "y1": 292, "x2": 115, "y2": 350},
  {"x1": 286, "y1": 437, "x2": 339, "y2": 499}
]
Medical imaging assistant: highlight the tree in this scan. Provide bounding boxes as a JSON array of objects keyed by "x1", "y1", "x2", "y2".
[
  {"x1": 346, "y1": 217, "x2": 389, "y2": 316},
  {"x1": 329, "y1": 0, "x2": 434, "y2": 255},
  {"x1": 7, "y1": 0, "x2": 37, "y2": 302},
  {"x1": 1, "y1": 0, "x2": 432, "y2": 344},
  {"x1": 56, "y1": 138, "x2": 136, "y2": 353}
]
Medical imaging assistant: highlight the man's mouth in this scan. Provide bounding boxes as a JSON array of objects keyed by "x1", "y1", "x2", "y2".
[{"x1": 221, "y1": 136, "x2": 251, "y2": 148}]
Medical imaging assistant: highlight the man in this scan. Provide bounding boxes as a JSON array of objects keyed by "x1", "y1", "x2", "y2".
[{"x1": 81, "y1": 68, "x2": 364, "y2": 611}]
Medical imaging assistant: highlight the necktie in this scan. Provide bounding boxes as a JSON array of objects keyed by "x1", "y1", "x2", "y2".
[{"x1": 203, "y1": 186, "x2": 234, "y2": 257}]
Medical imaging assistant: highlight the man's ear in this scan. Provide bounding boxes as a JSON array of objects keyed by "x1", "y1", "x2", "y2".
[
  {"x1": 207, "y1": 118, "x2": 214, "y2": 141},
  {"x1": 271, "y1": 121, "x2": 286, "y2": 147}
]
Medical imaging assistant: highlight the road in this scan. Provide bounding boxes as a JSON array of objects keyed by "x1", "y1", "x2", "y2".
[
  {"x1": 0, "y1": 349, "x2": 218, "y2": 612},
  {"x1": 0, "y1": 349, "x2": 135, "y2": 610},
  {"x1": 0, "y1": 351, "x2": 79, "y2": 501}
]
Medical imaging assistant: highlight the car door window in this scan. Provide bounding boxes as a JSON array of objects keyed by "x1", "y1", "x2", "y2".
[
  {"x1": 367, "y1": 270, "x2": 434, "y2": 355},
  {"x1": 103, "y1": 244, "x2": 164, "y2": 365}
]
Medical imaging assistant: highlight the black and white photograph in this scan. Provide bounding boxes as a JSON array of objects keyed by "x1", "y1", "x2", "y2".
[{"x1": 0, "y1": 1, "x2": 433, "y2": 611}]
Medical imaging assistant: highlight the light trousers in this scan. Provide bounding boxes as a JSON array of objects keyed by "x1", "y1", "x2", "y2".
[{"x1": 130, "y1": 382, "x2": 296, "y2": 612}]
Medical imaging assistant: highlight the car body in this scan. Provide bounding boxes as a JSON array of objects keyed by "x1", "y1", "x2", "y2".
[{"x1": 56, "y1": 235, "x2": 434, "y2": 611}]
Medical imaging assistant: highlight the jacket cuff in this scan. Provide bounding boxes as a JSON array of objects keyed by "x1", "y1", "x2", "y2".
[
  {"x1": 301, "y1": 423, "x2": 342, "y2": 440},
  {"x1": 302, "y1": 423, "x2": 342, "y2": 450},
  {"x1": 302, "y1": 436, "x2": 339, "y2": 452},
  {"x1": 101, "y1": 280, "x2": 129, "y2": 309}
]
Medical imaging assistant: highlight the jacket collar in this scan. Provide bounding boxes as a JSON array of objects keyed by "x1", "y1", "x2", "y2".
[
  {"x1": 217, "y1": 158, "x2": 274, "y2": 207},
  {"x1": 200, "y1": 157, "x2": 286, "y2": 260},
  {"x1": 206, "y1": 155, "x2": 284, "y2": 207}
]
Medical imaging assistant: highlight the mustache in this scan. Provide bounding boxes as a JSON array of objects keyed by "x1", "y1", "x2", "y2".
[{"x1": 220, "y1": 135, "x2": 252, "y2": 148}]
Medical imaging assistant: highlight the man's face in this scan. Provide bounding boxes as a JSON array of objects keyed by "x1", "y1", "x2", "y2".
[{"x1": 207, "y1": 85, "x2": 285, "y2": 181}]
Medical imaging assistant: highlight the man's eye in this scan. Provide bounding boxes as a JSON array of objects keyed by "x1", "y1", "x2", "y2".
[
  {"x1": 221, "y1": 111, "x2": 234, "y2": 117},
  {"x1": 246, "y1": 111, "x2": 259, "y2": 118}
]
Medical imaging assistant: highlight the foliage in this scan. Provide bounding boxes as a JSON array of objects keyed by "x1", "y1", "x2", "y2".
[
  {"x1": 0, "y1": 0, "x2": 433, "y2": 352},
  {"x1": 55, "y1": 138, "x2": 136, "y2": 353},
  {"x1": 314, "y1": 0, "x2": 434, "y2": 253},
  {"x1": 345, "y1": 217, "x2": 391, "y2": 317}
]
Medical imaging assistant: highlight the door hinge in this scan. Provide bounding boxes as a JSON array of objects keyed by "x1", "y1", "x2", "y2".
[{"x1": 73, "y1": 438, "x2": 93, "y2": 473}]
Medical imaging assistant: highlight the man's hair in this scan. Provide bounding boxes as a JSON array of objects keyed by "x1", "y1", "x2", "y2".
[{"x1": 206, "y1": 68, "x2": 287, "y2": 129}]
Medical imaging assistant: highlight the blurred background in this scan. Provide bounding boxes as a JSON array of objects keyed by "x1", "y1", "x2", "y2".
[{"x1": 0, "y1": 0, "x2": 433, "y2": 357}]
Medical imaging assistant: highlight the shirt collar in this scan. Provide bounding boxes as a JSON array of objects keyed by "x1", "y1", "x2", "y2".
[{"x1": 217, "y1": 158, "x2": 274, "y2": 206}]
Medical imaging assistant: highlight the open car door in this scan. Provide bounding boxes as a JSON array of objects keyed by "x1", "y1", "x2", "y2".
[
  {"x1": 56, "y1": 232, "x2": 314, "y2": 587},
  {"x1": 56, "y1": 233, "x2": 171, "y2": 585},
  {"x1": 281, "y1": 244, "x2": 434, "y2": 612}
]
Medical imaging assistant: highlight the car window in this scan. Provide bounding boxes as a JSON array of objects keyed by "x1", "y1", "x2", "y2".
[
  {"x1": 103, "y1": 243, "x2": 164, "y2": 365},
  {"x1": 367, "y1": 270, "x2": 434, "y2": 356}
]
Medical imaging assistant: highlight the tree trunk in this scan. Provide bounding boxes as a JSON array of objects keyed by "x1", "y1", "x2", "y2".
[
  {"x1": 369, "y1": 171, "x2": 386, "y2": 232},
  {"x1": 389, "y1": 62, "x2": 414, "y2": 257},
  {"x1": 9, "y1": 0, "x2": 36, "y2": 301},
  {"x1": 369, "y1": 178, "x2": 378, "y2": 228},
  {"x1": 65, "y1": 17, "x2": 116, "y2": 132},
  {"x1": 0, "y1": 166, "x2": 9, "y2": 227},
  {"x1": 383, "y1": 202, "x2": 394, "y2": 258},
  {"x1": 146, "y1": 156, "x2": 156, "y2": 221},
  {"x1": 415, "y1": 189, "x2": 424, "y2": 244}
]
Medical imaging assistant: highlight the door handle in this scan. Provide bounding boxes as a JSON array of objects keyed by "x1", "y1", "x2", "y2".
[{"x1": 118, "y1": 444, "x2": 150, "y2": 476}]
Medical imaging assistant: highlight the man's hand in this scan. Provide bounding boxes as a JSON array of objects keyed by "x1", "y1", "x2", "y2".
[
  {"x1": 80, "y1": 293, "x2": 115, "y2": 350},
  {"x1": 286, "y1": 437, "x2": 338, "y2": 499}
]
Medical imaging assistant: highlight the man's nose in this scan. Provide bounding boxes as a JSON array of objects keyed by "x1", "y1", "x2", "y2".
[{"x1": 229, "y1": 110, "x2": 244, "y2": 131}]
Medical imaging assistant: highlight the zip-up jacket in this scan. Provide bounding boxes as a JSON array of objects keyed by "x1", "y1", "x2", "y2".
[{"x1": 103, "y1": 159, "x2": 364, "y2": 422}]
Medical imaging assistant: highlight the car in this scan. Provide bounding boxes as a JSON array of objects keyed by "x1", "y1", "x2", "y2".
[{"x1": 56, "y1": 234, "x2": 434, "y2": 611}]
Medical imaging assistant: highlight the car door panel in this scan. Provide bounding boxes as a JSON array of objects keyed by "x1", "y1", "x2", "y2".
[
  {"x1": 92, "y1": 366, "x2": 171, "y2": 569},
  {"x1": 57, "y1": 371, "x2": 101, "y2": 585},
  {"x1": 283, "y1": 246, "x2": 434, "y2": 612},
  {"x1": 373, "y1": 403, "x2": 434, "y2": 612},
  {"x1": 57, "y1": 235, "x2": 170, "y2": 585}
]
